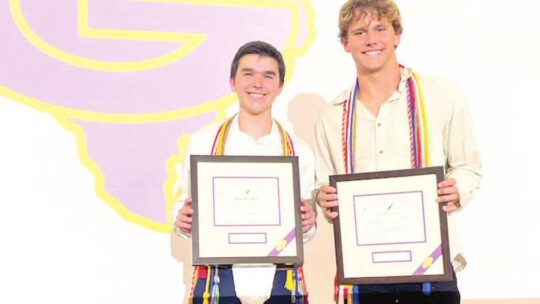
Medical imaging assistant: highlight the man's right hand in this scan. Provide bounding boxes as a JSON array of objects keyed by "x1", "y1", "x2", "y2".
[
  {"x1": 316, "y1": 184, "x2": 339, "y2": 219},
  {"x1": 175, "y1": 197, "x2": 194, "y2": 234}
]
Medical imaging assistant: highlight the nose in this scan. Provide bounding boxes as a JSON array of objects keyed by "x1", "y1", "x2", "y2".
[
  {"x1": 364, "y1": 30, "x2": 377, "y2": 45},
  {"x1": 252, "y1": 74, "x2": 263, "y2": 88}
]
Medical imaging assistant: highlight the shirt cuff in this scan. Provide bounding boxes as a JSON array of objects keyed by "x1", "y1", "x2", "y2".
[
  {"x1": 173, "y1": 226, "x2": 191, "y2": 239},
  {"x1": 302, "y1": 224, "x2": 316, "y2": 243}
]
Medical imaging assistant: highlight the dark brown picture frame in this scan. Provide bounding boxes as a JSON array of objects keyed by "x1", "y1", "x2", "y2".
[
  {"x1": 190, "y1": 155, "x2": 303, "y2": 265},
  {"x1": 330, "y1": 166, "x2": 452, "y2": 285}
]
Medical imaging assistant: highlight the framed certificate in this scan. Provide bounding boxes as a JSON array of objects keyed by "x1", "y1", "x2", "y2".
[
  {"x1": 190, "y1": 155, "x2": 303, "y2": 265},
  {"x1": 330, "y1": 166, "x2": 452, "y2": 285}
]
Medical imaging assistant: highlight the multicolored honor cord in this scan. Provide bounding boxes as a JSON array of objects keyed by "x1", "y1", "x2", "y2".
[
  {"x1": 342, "y1": 79, "x2": 359, "y2": 174},
  {"x1": 409, "y1": 72, "x2": 432, "y2": 296},
  {"x1": 285, "y1": 264, "x2": 308, "y2": 304}
]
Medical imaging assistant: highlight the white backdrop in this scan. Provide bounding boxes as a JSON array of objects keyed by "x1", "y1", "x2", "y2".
[{"x1": 1, "y1": 0, "x2": 540, "y2": 302}]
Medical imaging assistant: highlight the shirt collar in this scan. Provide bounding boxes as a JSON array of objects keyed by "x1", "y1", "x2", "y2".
[
  {"x1": 389, "y1": 66, "x2": 413, "y2": 102},
  {"x1": 228, "y1": 115, "x2": 281, "y2": 145}
]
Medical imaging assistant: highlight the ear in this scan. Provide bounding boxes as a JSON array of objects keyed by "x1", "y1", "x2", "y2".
[
  {"x1": 341, "y1": 37, "x2": 351, "y2": 53},
  {"x1": 276, "y1": 83, "x2": 284, "y2": 96},
  {"x1": 229, "y1": 77, "x2": 236, "y2": 92},
  {"x1": 394, "y1": 32, "x2": 402, "y2": 48}
]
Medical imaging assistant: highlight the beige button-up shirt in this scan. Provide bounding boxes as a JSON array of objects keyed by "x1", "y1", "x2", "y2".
[{"x1": 314, "y1": 67, "x2": 482, "y2": 271}]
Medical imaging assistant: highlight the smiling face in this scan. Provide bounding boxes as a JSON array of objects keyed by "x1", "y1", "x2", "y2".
[
  {"x1": 341, "y1": 10, "x2": 401, "y2": 76},
  {"x1": 230, "y1": 54, "x2": 283, "y2": 119}
]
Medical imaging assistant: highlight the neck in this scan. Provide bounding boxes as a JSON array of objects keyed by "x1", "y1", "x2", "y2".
[
  {"x1": 356, "y1": 64, "x2": 401, "y2": 116},
  {"x1": 237, "y1": 111, "x2": 273, "y2": 140}
]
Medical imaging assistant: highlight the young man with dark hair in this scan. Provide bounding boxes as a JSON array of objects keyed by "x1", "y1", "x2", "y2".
[{"x1": 173, "y1": 40, "x2": 316, "y2": 303}]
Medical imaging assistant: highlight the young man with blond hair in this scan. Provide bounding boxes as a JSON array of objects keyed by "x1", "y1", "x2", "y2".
[{"x1": 315, "y1": 0, "x2": 482, "y2": 303}]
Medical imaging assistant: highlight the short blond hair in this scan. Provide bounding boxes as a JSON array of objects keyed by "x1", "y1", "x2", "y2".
[{"x1": 338, "y1": 0, "x2": 402, "y2": 39}]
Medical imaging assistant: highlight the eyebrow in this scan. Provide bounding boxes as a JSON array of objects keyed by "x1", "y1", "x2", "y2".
[
  {"x1": 264, "y1": 71, "x2": 277, "y2": 77},
  {"x1": 240, "y1": 68, "x2": 254, "y2": 73},
  {"x1": 350, "y1": 26, "x2": 367, "y2": 32},
  {"x1": 350, "y1": 20, "x2": 388, "y2": 32}
]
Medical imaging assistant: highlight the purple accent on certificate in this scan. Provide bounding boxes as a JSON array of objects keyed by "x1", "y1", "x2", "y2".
[
  {"x1": 267, "y1": 228, "x2": 296, "y2": 257},
  {"x1": 228, "y1": 232, "x2": 268, "y2": 245},
  {"x1": 372, "y1": 250, "x2": 413, "y2": 263},
  {"x1": 413, "y1": 245, "x2": 443, "y2": 275},
  {"x1": 212, "y1": 176, "x2": 282, "y2": 227},
  {"x1": 353, "y1": 190, "x2": 427, "y2": 246}
]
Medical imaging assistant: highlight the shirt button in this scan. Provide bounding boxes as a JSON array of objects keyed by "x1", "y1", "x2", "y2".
[
  {"x1": 379, "y1": 150, "x2": 384, "y2": 154},
  {"x1": 377, "y1": 122, "x2": 382, "y2": 127}
]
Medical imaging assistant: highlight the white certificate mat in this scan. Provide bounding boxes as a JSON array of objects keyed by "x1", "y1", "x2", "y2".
[
  {"x1": 330, "y1": 167, "x2": 452, "y2": 285},
  {"x1": 190, "y1": 155, "x2": 303, "y2": 265}
]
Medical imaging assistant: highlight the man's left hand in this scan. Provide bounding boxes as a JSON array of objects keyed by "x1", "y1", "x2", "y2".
[{"x1": 437, "y1": 178, "x2": 461, "y2": 212}]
